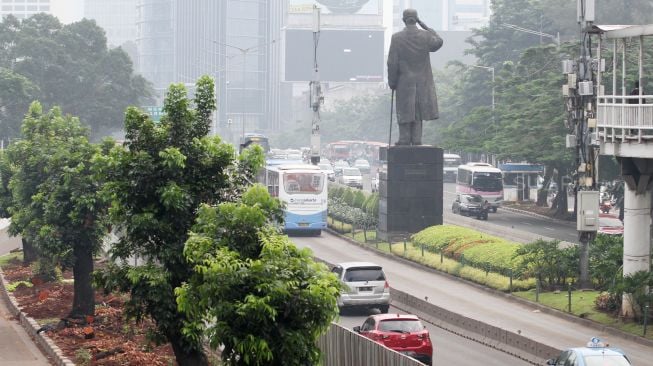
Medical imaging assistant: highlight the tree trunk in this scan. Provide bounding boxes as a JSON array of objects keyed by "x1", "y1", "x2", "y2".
[
  {"x1": 536, "y1": 169, "x2": 553, "y2": 207},
  {"x1": 168, "y1": 328, "x2": 209, "y2": 366},
  {"x1": 69, "y1": 244, "x2": 95, "y2": 318},
  {"x1": 22, "y1": 238, "x2": 37, "y2": 266}
]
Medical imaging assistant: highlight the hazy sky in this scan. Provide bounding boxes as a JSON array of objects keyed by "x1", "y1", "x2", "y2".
[{"x1": 51, "y1": 0, "x2": 84, "y2": 24}]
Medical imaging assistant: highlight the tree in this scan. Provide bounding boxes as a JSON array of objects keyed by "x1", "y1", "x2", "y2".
[
  {"x1": 95, "y1": 76, "x2": 256, "y2": 365},
  {"x1": 0, "y1": 68, "x2": 38, "y2": 142},
  {"x1": 177, "y1": 185, "x2": 341, "y2": 365},
  {"x1": 0, "y1": 14, "x2": 151, "y2": 140},
  {"x1": 3, "y1": 102, "x2": 108, "y2": 317}
]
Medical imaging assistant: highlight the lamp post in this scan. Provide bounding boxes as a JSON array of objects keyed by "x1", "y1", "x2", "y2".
[
  {"x1": 212, "y1": 40, "x2": 276, "y2": 139},
  {"x1": 468, "y1": 64, "x2": 495, "y2": 122},
  {"x1": 501, "y1": 23, "x2": 560, "y2": 46}
]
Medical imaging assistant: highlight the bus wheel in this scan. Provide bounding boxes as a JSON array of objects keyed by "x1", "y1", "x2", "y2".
[{"x1": 313, "y1": 230, "x2": 322, "y2": 236}]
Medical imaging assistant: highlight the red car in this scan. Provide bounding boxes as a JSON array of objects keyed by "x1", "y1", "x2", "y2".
[{"x1": 354, "y1": 313, "x2": 433, "y2": 365}]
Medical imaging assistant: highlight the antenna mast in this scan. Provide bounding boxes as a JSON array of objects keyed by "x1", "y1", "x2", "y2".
[{"x1": 309, "y1": 5, "x2": 323, "y2": 165}]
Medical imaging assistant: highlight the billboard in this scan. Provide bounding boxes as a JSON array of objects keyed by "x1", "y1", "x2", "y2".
[
  {"x1": 289, "y1": 0, "x2": 380, "y2": 15},
  {"x1": 285, "y1": 29, "x2": 384, "y2": 82}
]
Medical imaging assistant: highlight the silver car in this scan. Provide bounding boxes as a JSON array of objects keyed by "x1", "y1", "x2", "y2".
[{"x1": 332, "y1": 262, "x2": 390, "y2": 313}]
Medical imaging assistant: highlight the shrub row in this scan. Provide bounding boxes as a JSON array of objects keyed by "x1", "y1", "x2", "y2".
[{"x1": 411, "y1": 225, "x2": 524, "y2": 278}]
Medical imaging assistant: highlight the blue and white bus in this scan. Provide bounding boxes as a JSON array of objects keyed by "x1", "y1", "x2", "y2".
[{"x1": 258, "y1": 163, "x2": 328, "y2": 235}]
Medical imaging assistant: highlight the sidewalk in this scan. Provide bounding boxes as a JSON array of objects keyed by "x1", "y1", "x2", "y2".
[{"x1": 0, "y1": 288, "x2": 51, "y2": 366}]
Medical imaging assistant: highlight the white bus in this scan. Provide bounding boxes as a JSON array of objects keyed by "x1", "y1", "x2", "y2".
[
  {"x1": 258, "y1": 163, "x2": 327, "y2": 235},
  {"x1": 456, "y1": 162, "x2": 504, "y2": 212},
  {"x1": 443, "y1": 153, "x2": 462, "y2": 182}
]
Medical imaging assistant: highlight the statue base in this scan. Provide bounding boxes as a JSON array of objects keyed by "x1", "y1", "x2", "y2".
[{"x1": 377, "y1": 146, "x2": 443, "y2": 241}]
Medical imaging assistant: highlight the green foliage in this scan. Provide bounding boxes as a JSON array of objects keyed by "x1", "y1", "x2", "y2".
[
  {"x1": 6, "y1": 280, "x2": 33, "y2": 292},
  {"x1": 74, "y1": 348, "x2": 92, "y2": 366},
  {"x1": 94, "y1": 76, "x2": 268, "y2": 364},
  {"x1": 590, "y1": 234, "x2": 623, "y2": 290},
  {"x1": 2, "y1": 101, "x2": 108, "y2": 315},
  {"x1": 177, "y1": 186, "x2": 342, "y2": 366},
  {"x1": 352, "y1": 190, "x2": 366, "y2": 209},
  {"x1": 514, "y1": 239, "x2": 578, "y2": 288},
  {"x1": 0, "y1": 14, "x2": 151, "y2": 140},
  {"x1": 411, "y1": 225, "x2": 523, "y2": 277},
  {"x1": 612, "y1": 271, "x2": 653, "y2": 322},
  {"x1": 342, "y1": 189, "x2": 355, "y2": 206}
]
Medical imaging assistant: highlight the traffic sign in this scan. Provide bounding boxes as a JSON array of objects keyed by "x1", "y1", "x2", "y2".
[{"x1": 142, "y1": 106, "x2": 164, "y2": 122}]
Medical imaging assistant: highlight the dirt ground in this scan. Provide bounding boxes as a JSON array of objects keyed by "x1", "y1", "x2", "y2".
[{"x1": 2, "y1": 258, "x2": 176, "y2": 366}]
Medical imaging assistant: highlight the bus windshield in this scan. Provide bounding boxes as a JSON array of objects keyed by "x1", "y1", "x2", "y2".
[
  {"x1": 283, "y1": 172, "x2": 324, "y2": 194},
  {"x1": 473, "y1": 172, "x2": 502, "y2": 191}
]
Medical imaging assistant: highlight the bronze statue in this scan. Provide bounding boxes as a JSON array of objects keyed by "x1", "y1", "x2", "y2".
[{"x1": 387, "y1": 9, "x2": 443, "y2": 145}]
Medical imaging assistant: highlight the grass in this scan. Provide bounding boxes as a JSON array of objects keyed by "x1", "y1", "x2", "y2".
[
  {"x1": 514, "y1": 289, "x2": 653, "y2": 341},
  {"x1": 0, "y1": 251, "x2": 22, "y2": 268},
  {"x1": 326, "y1": 215, "x2": 653, "y2": 340}
]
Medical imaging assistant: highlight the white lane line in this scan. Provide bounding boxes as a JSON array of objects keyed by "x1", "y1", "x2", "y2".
[
  {"x1": 543, "y1": 227, "x2": 555, "y2": 231},
  {"x1": 522, "y1": 222, "x2": 533, "y2": 226}
]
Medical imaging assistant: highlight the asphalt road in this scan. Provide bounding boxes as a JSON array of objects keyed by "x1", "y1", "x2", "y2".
[
  {"x1": 338, "y1": 307, "x2": 531, "y2": 366},
  {"x1": 291, "y1": 232, "x2": 650, "y2": 365},
  {"x1": 444, "y1": 183, "x2": 579, "y2": 243}
]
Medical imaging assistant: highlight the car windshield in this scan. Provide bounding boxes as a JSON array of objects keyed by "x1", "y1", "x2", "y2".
[
  {"x1": 466, "y1": 195, "x2": 483, "y2": 203},
  {"x1": 378, "y1": 319, "x2": 423, "y2": 333},
  {"x1": 473, "y1": 174, "x2": 502, "y2": 191},
  {"x1": 583, "y1": 354, "x2": 631, "y2": 366},
  {"x1": 283, "y1": 172, "x2": 324, "y2": 194},
  {"x1": 343, "y1": 168, "x2": 361, "y2": 176},
  {"x1": 343, "y1": 267, "x2": 385, "y2": 282},
  {"x1": 355, "y1": 160, "x2": 369, "y2": 166}
]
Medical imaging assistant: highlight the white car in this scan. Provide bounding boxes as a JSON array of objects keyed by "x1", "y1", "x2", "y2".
[
  {"x1": 318, "y1": 163, "x2": 335, "y2": 181},
  {"x1": 354, "y1": 159, "x2": 371, "y2": 174},
  {"x1": 331, "y1": 262, "x2": 390, "y2": 313},
  {"x1": 338, "y1": 167, "x2": 363, "y2": 188}
]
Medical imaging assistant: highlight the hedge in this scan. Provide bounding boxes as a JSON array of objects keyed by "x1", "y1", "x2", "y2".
[{"x1": 411, "y1": 225, "x2": 524, "y2": 277}]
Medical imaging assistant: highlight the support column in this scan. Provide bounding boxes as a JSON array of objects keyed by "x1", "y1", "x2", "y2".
[{"x1": 621, "y1": 186, "x2": 652, "y2": 318}]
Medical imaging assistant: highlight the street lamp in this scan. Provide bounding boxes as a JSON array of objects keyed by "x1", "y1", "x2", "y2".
[
  {"x1": 212, "y1": 40, "x2": 276, "y2": 140},
  {"x1": 501, "y1": 23, "x2": 560, "y2": 46},
  {"x1": 468, "y1": 64, "x2": 495, "y2": 122}
]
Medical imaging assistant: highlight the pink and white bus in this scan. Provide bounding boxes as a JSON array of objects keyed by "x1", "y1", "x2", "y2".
[{"x1": 456, "y1": 162, "x2": 504, "y2": 212}]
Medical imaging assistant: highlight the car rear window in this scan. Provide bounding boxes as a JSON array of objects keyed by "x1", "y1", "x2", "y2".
[
  {"x1": 378, "y1": 319, "x2": 423, "y2": 333},
  {"x1": 583, "y1": 355, "x2": 631, "y2": 366},
  {"x1": 343, "y1": 267, "x2": 385, "y2": 282}
]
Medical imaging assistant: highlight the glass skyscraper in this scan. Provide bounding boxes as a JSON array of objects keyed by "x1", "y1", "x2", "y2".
[{"x1": 0, "y1": 0, "x2": 51, "y2": 20}]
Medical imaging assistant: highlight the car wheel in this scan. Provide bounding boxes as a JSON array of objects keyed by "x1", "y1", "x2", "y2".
[
  {"x1": 379, "y1": 305, "x2": 390, "y2": 314},
  {"x1": 492, "y1": 207, "x2": 498, "y2": 213}
]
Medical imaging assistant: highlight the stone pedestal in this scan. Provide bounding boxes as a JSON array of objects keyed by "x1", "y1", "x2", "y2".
[{"x1": 377, "y1": 146, "x2": 443, "y2": 241}]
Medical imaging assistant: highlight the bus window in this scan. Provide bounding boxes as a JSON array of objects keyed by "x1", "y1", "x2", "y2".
[{"x1": 284, "y1": 173, "x2": 324, "y2": 194}]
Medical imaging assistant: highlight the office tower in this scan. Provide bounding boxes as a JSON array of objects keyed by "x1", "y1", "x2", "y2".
[
  {"x1": 84, "y1": 0, "x2": 138, "y2": 48},
  {"x1": 0, "y1": 0, "x2": 51, "y2": 20}
]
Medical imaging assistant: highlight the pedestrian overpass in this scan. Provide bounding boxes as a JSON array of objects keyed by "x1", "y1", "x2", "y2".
[{"x1": 593, "y1": 24, "x2": 653, "y2": 317}]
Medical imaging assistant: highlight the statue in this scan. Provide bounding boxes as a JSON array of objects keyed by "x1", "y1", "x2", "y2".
[{"x1": 387, "y1": 9, "x2": 443, "y2": 145}]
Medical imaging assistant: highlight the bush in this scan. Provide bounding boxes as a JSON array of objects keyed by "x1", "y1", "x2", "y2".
[
  {"x1": 342, "y1": 189, "x2": 355, "y2": 206},
  {"x1": 594, "y1": 291, "x2": 620, "y2": 313},
  {"x1": 590, "y1": 234, "x2": 623, "y2": 290},
  {"x1": 411, "y1": 225, "x2": 522, "y2": 276},
  {"x1": 352, "y1": 190, "x2": 366, "y2": 209},
  {"x1": 364, "y1": 193, "x2": 379, "y2": 216},
  {"x1": 514, "y1": 239, "x2": 578, "y2": 287}
]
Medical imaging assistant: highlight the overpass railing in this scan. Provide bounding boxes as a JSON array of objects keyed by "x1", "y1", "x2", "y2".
[{"x1": 597, "y1": 95, "x2": 653, "y2": 143}]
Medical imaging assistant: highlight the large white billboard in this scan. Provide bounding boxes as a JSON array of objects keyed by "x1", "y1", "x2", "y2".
[{"x1": 289, "y1": 0, "x2": 380, "y2": 15}]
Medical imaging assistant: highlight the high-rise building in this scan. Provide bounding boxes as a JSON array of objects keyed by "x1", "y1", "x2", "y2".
[
  {"x1": 136, "y1": 0, "x2": 174, "y2": 99},
  {"x1": 0, "y1": 0, "x2": 51, "y2": 20},
  {"x1": 136, "y1": 0, "x2": 283, "y2": 135},
  {"x1": 84, "y1": 0, "x2": 138, "y2": 48},
  {"x1": 393, "y1": 0, "x2": 490, "y2": 32}
]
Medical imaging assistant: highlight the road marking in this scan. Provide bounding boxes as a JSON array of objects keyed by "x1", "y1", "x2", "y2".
[
  {"x1": 522, "y1": 222, "x2": 533, "y2": 226},
  {"x1": 543, "y1": 227, "x2": 555, "y2": 231}
]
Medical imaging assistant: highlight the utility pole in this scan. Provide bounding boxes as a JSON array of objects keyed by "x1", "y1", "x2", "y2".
[
  {"x1": 309, "y1": 5, "x2": 323, "y2": 165},
  {"x1": 563, "y1": 0, "x2": 600, "y2": 289}
]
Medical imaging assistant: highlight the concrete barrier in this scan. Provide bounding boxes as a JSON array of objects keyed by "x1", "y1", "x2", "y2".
[
  {"x1": 318, "y1": 322, "x2": 425, "y2": 366},
  {"x1": 390, "y1": 288, "x2": 560, "y2": 364}
]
